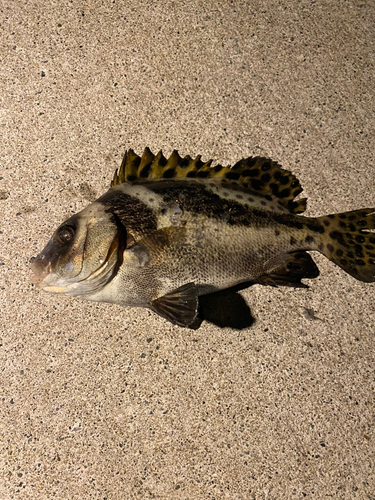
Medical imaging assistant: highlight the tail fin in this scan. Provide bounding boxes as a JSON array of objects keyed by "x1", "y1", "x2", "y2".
[{"x1": 317, "y1": 208, "x2": 375, "y2": 282}]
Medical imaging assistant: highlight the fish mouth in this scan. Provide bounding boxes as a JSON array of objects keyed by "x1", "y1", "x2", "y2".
[
  {"x1": 30, "y1": 236, "x2": 119, "y2": 294},
  {"x1": 30, "y1": 255, "x2": 51, "y2": 286}
]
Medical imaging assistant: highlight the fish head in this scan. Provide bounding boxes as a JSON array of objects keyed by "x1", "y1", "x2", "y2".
[{"x1": 31, "y1": 202, "x2": 125, "y2": 296}]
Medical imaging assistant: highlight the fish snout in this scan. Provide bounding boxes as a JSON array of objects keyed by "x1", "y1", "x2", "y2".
[{"x1": 30, "y1": 255, "x2": 51, "y2": 286}]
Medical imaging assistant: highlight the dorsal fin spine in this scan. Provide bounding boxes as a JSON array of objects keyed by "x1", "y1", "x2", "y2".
[{"x1": 110, "y1": 148, "x2": 306, "y2": 214}]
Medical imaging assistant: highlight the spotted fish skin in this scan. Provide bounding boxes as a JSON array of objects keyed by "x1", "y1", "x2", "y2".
[{"x1": 31, "y1": 148, "x2": 375, "y2": 327}]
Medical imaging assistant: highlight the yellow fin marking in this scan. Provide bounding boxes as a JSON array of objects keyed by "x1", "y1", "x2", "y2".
[{"x1": 111, "y1": 148, "x2": 306, "y2": 214}]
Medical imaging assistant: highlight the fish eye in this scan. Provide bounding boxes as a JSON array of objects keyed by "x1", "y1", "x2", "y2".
[{"x1": 56, "y1": 225, "x2": 75, "y2": 244}]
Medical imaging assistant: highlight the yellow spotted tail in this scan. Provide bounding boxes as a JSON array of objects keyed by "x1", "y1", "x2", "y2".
[{"x1": 317, "y1": 208, "x2": 375, "y2": 282}]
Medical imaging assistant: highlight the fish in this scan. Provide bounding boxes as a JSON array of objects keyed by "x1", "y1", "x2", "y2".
[{"x1": 31, "y1": 147, "x2": 375, "y2": 328}]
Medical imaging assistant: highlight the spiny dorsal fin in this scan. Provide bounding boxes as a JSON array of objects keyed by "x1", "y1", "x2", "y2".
[{"x1": 111, "y1": 148, "x2": 306, "y2": 214}]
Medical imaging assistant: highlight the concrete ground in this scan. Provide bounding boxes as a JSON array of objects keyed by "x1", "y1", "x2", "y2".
[{"x1": 1, "y1": 0, "x2": 374, "y2": 498}]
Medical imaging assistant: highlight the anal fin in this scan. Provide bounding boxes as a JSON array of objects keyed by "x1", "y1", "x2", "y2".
[
  {"x1": 151, "y1": 283, "x2": 199, "y2": 328},
  {"x1": 258, "y1": 251, "x2": 319, "y2": 288}
]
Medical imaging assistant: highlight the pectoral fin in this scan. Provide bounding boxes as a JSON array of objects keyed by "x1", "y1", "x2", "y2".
[{"x1": 151, "y1": 283, "x2": 199, "y2": 328}]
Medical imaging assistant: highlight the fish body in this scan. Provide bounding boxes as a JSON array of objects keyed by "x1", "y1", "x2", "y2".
[{"x1": 31, "y1": 148, "x2": 375, "y2": 327}]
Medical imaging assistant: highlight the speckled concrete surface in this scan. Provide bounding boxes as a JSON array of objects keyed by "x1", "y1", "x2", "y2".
[{"x1": 1, "y1": 0, "x2": 374, "y2": 498}]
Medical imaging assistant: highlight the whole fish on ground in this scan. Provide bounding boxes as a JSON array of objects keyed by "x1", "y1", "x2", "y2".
[{"x1": 31, "y1": 148, "x2": 375, "y2": 327}]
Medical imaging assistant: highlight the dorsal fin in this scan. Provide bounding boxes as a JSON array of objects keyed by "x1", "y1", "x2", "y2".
[{"x1": 111, "y1": 148, "x2": 306, "y2": 214}]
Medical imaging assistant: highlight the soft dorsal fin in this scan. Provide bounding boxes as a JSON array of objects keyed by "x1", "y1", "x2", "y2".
[{"x1": 111, "y1": 148, "x2": 306, "y2": 214}]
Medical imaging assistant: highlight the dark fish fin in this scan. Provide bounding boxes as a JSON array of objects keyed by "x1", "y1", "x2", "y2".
[
  {"x1": 151, "y1": 283, "x2": 199, "y2": 328},
  {"x1": 112, "y1": 148, "x2": 154, "y2": 185},
  {"x1": 317, "y1": 208, "x2": 375, "y2": 282},
  {"x1": 257, "y1": 251, "x2": 319, "y2": 288},
  {"x1": 111, "y1": 148, "x2": 306, "y2": 214}
]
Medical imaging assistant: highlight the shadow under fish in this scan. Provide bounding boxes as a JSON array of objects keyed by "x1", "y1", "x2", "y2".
[{"x1": 197, "y1": 286, "x2": 255, "y2": 330}]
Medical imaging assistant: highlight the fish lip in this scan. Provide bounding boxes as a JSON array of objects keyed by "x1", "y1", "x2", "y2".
[{"x1": 30, "y1": 255, "x2": 51, "y2": 286}]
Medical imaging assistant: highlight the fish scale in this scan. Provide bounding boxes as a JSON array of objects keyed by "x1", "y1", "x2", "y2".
[{"x1": 31, "y1": 148, "x2": 375, "y2": 328}]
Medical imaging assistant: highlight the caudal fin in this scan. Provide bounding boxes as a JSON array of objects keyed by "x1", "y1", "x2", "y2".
[{"x1": 317, "y1": 208, "x2": 375, "y2": 282}]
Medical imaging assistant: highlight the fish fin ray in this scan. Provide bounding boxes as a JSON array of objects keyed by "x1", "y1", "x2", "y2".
[
  {"x1": 151, "y1": 283, "x2": 199, "y2": 327},
  {"x1": 258, "y1": 251, "x2": 319, "y2": 288},
  {"x1": 317, "y1": 208, "x2": 375, "y2": 282},
  {"x1": 111, "y1": 149, "x2": 142, "y2": 186},
  {"x1": 111, "y1": 148, "x2": 306, "y2": 214}
]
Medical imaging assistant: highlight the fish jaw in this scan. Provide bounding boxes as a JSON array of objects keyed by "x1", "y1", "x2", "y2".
[
  {"x1": 30, "y1": 255, "x2": 51, "y2": 286},
  {"x1": 30, "y1": 249, "x2": 82, "y2": 294},
  {"x1": 43, "y1": 284, "x2": 72, "y2": 293},
  {"x1": 30, "y1": 256, "x2": 78, "y2": 294}
]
